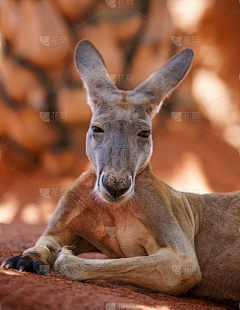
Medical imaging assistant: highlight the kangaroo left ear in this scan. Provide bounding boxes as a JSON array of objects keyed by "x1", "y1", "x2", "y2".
[
  {"x1": 74, "y1": 40, "x2": 117, "y2": 110},
  {"x1": 132, "y1": 48, "x2": 194, "y2": 118}
]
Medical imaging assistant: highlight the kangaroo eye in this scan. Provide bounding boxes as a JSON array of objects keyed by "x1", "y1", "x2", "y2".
[
  {"x1": 138, "y1": 131, "x2": 150, "y2": 138},
  {"x1": 91, "y1": 126, "x2": 104, "y2": 133}
]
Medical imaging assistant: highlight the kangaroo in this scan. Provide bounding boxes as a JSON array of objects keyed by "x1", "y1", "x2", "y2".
[{"x1": 2, "y1": 40, "x2": 240, "y2": 308}]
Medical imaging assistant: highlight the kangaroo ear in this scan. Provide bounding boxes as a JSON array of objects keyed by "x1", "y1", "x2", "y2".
[
  {"x1": 74, "y1": 40, "x2": 117, "y2": 109},
  {"x1": 133, "y1": 48, "x2": 194, "y2": 118}
]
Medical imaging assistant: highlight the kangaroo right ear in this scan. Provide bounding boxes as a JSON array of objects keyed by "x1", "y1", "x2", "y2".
[
  {"x1": 74, "y1": 40, "x2": 117, "y2": 109},
  {"x1": 132, "y1": 48, "x2": 194, "y2": 119}
]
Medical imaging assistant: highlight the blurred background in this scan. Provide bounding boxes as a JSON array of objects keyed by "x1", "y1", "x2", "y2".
[{"x1": 0, "y1": 0, "x2": 240, "y2": 226}]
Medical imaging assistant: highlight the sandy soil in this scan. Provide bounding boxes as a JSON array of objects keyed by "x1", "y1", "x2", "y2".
[
  {"x1": 0, "y1": 221, "x2": 233, "y2": 310},
  {"x1": 0, "y1": 119, "x2": 239, "y2": 310}
]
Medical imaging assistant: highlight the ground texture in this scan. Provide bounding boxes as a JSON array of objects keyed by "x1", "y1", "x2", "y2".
[{"x1": 0, "y1": 222, "x2": 234, "y2": 310}]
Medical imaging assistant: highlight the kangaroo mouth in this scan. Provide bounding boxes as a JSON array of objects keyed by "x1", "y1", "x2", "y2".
[{"x1": 102, "y1": 193, "x2": 127, "y2": 203}]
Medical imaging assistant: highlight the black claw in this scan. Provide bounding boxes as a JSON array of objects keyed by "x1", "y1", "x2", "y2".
[
  {"x1": 33, "y1": 261, "x2": 46, "y2": 275},
  {"x1": 16, "y1": 256, "x2": 33, "y2": 272},
  {"x1": 32, "y1": 261, "x2": 40, "y2": 274},
  {"x1": 2, "y1": 254, "x2": 50, "y2": 275},
  {"x1": 2, "y1": 255, "x2": 22, "y2": 269}
]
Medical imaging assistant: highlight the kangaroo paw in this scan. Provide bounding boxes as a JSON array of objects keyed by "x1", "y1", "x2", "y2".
[{"x1": 1, "y1": 246, "x2": 51, "y2": 275}]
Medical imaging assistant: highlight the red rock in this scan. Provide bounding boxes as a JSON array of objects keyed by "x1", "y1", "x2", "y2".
[
  {"x1": 12, "y1": 0, "x2": 72, "y2": 68},
  {"x1": 78, "y1": 22, "x2": 124, "y2": 76},
  {"x1": 1, "y1": 54, "x2": 47, "y2": 110},
  {"x1": 55, "y1": 0, "x2": 95, "y2": 22},
  {"x1": 114, "y1": 14, "x2": 142, "y2": 43},
  {"x1": 0, "y1": 100, "x2": 58, "y2": 154},
  {"x1": 129, "y1": 43, "x2": 170, "y2": 89},
  {"x1": 0, "y1": 0, "x2": 20, "y2": 43},
  {"x1": 56, "y1": 88, "x2": 91, "y2": 125},
  {"x1": 41, "y1": 149, "x2": 80, "y2": 175}
]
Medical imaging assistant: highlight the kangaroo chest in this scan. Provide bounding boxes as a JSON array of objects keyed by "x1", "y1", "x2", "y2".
[{"x1": 70, "y1": 201, "x2": 161, "y2": 259}]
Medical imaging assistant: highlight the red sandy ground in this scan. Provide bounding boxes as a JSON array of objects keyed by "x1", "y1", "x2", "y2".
[{"x1": 0, "y1": 119, "x2": 240, "y2": 310}]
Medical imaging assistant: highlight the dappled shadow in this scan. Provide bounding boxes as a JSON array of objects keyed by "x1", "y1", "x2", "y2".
[{"x1": 152, "y1": 117, "x2": 240, "y2": 195}]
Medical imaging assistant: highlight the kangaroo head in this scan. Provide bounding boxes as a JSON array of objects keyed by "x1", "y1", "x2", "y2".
[{"x1": 75, "y1": 40, "x2": 194, "y2": 203}]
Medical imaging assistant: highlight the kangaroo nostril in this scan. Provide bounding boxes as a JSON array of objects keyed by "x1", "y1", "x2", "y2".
[
  {"x1": 102, "y1": 175, "x2": 116, "y2": 196},
  {"x1": 103, "y1": 182, "x2": 116, "y2": 197}
]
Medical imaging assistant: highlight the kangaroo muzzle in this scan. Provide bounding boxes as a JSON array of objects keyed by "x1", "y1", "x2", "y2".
[{"x1": 99, "y1": 173, "x2": 133, "y2": 202}]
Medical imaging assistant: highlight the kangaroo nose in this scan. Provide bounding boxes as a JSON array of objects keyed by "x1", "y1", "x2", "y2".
[{"x1": 102, "y1": 176, "x2": 131, "y2": 198}]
